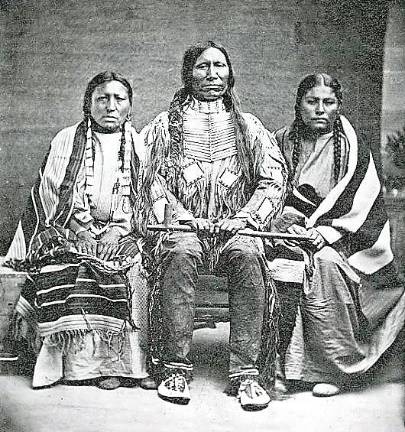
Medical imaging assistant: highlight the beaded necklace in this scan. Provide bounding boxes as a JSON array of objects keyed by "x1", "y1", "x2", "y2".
[{"x1": 84, "y1": 118, "x2": 132, "y2": 233}]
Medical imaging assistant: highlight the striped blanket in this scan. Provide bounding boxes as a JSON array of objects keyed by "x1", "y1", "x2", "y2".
[
  {"x1": 6, "y1": 121, "x2": 141, "y2": 262},
  {"x1": 276, "y1": 117, "x2": 395, "y2": 276},
  {"x1": 271, "y1": 116, "x2": 403, "y2": 320},
  {"x1": 16, "y1": 258, "x2": 134, "y2": 339}
]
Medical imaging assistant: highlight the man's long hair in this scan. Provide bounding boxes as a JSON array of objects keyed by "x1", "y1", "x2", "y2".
[
  {"x1": 180, "y1": 40, "x2": 237, "y2": 110},
  {"x1": 167, "y1": 41, "x2": 252, "y2": 186}
]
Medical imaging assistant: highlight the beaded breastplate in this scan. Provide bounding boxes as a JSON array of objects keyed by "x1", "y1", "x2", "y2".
[{"x1": 183, "y1": 98, "x2": 237, "y2": 162}]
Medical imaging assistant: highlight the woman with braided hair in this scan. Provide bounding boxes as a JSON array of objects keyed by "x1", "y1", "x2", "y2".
[
  {"x1": 5, "y1": 71, "x2": 154, "y2": 390},
  {"x1": 269, "y1": 73, "x2": 405, "y2": 397},
  {"x1": 140, "y1": 41, "x2": 287, "y2": 410}
]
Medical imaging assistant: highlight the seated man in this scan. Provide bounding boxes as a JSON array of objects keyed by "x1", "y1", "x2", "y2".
[
  {"x1": 140, "y1": 41, "x2": 287, "y2": 410},
  {"x1": 5, "y1": 71, "x2": 154, "y2": 390}
]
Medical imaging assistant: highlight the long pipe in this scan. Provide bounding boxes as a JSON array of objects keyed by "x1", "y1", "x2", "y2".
[{"x1": 147, "y1": 224, "x2": 309, "y2": 241}]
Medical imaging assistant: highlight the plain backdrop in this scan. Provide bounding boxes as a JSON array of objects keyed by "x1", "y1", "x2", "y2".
[{"x1": 0, "y1": 0, "x2": 390, "y2": 253}]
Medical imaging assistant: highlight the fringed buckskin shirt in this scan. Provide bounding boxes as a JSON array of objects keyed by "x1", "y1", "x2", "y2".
[{"x1": 141, "y1": 97, "x2": 287, "y2": 229}]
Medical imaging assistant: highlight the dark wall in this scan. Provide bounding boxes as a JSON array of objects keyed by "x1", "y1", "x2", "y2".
[
  {"x1": 381, "y1": 0, "x2": 405, "y2": 184},
  {"x1": 0, "y1": 0, "x2": 388, "y2": 254}
]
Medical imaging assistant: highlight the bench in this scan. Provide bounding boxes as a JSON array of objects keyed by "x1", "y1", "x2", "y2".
[
  {"x1": 0, "y1": 264, "x2": 26, "y2": 351},
  {"x1": 0, "y1": 262, "x2": 26, "y2": 373}
]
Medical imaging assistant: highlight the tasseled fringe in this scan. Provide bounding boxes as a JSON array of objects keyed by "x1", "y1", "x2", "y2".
[
  {"x1": 142, "y1": 116, "x2": 170, "y2": 200},
  {"x1": 12, "y1": 313, "x2": 129, "y2": 362},
  {"x1": 256, "y1": 273, "x2": 280, "y2": 393},
  {"x1": 234, "y1": 115, "x2": 255, "y2": 185},
  {"x1": 46, "y1": 327, "x2": 127, "y2": 361},
  {"x1": 147, "y1": 262, "x2": 165, "y2": 378},
  {"x1": 135, "y1": 119, "x2": 172, "y2": 236},
  {"x1": 206, "y1": 237, "x2": 221, "y2": 274},
  {"x1": 47, "y1": 329, "x2": 89, "y2": 355},
  {"x1": 215, "y1": 177, "x2": 250, "y2": 219},
  {"x1": 147, "y1": 231, "x2": 169, "y2": 264},
  {"x1": 173, "y1": 166, "x2": 251, "y2": 224},
  {"x1": 121, "y1": 271, "x2": 140, "y2": 331},
  {"x1": 11, "y1": 313, "x2": 24, "y2": 342},
  {"x1": 177, "y1": 176, "x2": 209, "y2": 218}
]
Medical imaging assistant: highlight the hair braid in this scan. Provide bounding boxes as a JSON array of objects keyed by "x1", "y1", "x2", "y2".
[
  {"x1": 166, "y1": 88, "x2": 188, "y2": 191},
  {"x1": 332, "y1": 116, "x2": 343, "y2": 183},
  {"x1": 292, "y1": 73, "x2": 344, "y2": 185},
  {"x1": 85, "y1": 115, "x2": 96, "y2": 160},
  {"x1": 289, "y1": 112, "x2": 302, "y2": 182},
  {"x1": 119, "y1": 124, "x2": 126, "y2": 172},
  {"x1": 168, "y1": 88, "x2": 187, "y2": 160}
]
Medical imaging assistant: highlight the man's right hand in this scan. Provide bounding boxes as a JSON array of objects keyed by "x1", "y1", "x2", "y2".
[{"x1": 75, "y1": 230, "x2": 98, "y2": 256}]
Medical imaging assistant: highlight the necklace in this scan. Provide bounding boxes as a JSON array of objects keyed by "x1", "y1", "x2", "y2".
[{"x1": 84, "y1": 118, "x2": 132, "y2": 235}]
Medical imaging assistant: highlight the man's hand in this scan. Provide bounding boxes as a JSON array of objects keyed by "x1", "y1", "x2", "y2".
[
  {"x1": 97, "y1": 228, "x2": 121, "y2": 261},
  {"x1": 214, "y1": 218, "x2": 247, "y2": 239},
  {"x1": 76, "y1": 230, "x2": 98, "y2": 256},
  {"x1": 184, "y1": 217, "x2": 248, "y2": 239},
  {"x1": 184, "y1": 218, "x2": 215, "y2": 235}
]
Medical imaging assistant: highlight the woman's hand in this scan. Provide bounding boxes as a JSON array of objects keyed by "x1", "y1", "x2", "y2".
[
  {"x1": 76, "y1": 230, "x2": 98, "y2": 256},
  {"x1": 97, "y1": 228, "x2": 121, "y2": 261},
  {"x1": 306, "y1": 228, "x2": 326, "y2": 251},
  {"x1": 285, "y1": 224, "x2": 308, "y2": 247},
  {"x1": 286, "y1": 225, "x2": 325, "y2": 250}
]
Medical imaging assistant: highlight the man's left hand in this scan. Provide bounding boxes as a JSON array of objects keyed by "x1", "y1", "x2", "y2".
[{"x1": 214, "y1": 218, "x2": 247, "y2": 238}]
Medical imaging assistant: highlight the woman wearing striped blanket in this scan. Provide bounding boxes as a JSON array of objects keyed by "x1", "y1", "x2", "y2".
[
  {"x1": 5, "y1": 71, "x2": 155, "y2": 390},
  {"x1": 269, "y1": 73, "x2": 404, "y2": 397}
]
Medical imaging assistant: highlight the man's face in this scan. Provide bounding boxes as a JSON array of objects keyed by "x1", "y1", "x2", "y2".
[
  {"x1": 300, "y1": 85, "x2": 339, "y2": 134},
  {"x1": 90, "y1": 81, "x2": 131, "y2": 131},
  {"x1": 191, "y1": 47, "x2": 230, "y2": 101}
]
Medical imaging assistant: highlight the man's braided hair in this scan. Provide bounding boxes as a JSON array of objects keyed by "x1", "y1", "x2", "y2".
[{"x1": 165, "y1": 41, "x2": 254, "y2": 189}]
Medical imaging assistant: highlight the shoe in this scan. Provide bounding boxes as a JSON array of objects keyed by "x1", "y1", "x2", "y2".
[
  {"x1": 237, "y1": 377, "x2": 271, "y2": 411},
  {"x1": 274, "y1": 377, "x2": 288, "y2": 393},
  {"x1": 312, "y1": 383, "x2": 340, "y2": 397},
  {"x1": 140, "y1": 376, "x2": 158, "y2": 390},
  {"x1": 157, "y1": 372, "x2": 190, "y2": 405},
  {"x1": 96, "y1": 377, "x2": 121, "y2": 390}
]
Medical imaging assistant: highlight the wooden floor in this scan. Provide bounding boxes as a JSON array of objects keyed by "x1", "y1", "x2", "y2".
[{"x1": 0, "y1": 323, "x2": 403, "y2": 432}]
